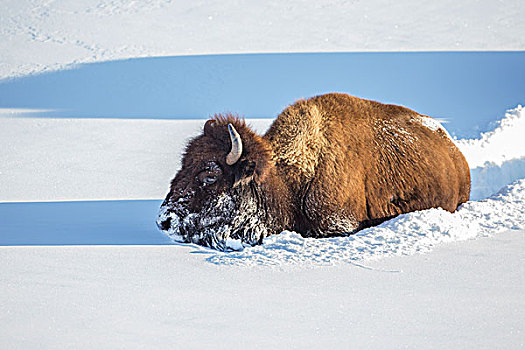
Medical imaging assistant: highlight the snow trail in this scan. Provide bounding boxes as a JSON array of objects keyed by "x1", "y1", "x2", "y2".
[{"x1": 207, "y1": 179, "x2": 525, "y2": 266}]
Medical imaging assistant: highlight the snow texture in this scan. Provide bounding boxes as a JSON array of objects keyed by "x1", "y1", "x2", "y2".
[
  {"x1": 416, "y1": 115, "x2": 452, "y2": 139},
  {"x1": 0, "y1": 116, "x2": 272, "y2": 202},
  {"x1": 1, "y1": 0, "x2": 524, "y2": 79},
  {"x1": 457, "y1": 105, "x2": 525, "y2": 168},
  {"x1": 2, "y1": 230, "x2": 524, "y2": 349},
  {"x1": 1, "y1": 1, "x2": 524, "y2": 347},
  {"x1": 457, "y1": 105, "x2": 525, "y2": 199},
  {"x1": 1, "y1": 52, "x2": 523, "y2": 140},
  {"x1": 206, "y1": 180, "x2": 525, "y2": 266}
]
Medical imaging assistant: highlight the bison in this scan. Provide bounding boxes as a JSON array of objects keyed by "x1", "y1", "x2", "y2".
[{"x1": 157, "y1": 93, "x2": 470, "y2": 250}]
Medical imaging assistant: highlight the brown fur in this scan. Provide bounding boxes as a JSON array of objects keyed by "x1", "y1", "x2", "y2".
[
  {"x1": 160, "y1": 93, "x2": 470, "y2": 244},
  {"x1": 265, "y1": 93, "x2": 470, "y2": 235}
]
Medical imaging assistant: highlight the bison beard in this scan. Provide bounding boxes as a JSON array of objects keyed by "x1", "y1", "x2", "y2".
[
  {"x1": 157, "y1": 93, "x2": 471, "y2": 251},
  {"x1": 157, "y1": 184, "x2": 273, "y2": 250}
]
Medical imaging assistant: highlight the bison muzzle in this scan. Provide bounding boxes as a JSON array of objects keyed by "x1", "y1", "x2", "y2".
[{"x1": 157, "y1": 93, "x2": 470, "y2": 251}]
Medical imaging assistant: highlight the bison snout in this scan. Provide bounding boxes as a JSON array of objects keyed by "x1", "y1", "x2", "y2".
[
  {"x1": 156, "y1": 205, "x2": 176, "y2": 232},
  {"x1": 157, "y1": 217, "x2": 171, "y2": 231}
]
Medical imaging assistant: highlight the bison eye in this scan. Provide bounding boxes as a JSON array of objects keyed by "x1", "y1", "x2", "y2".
[
  {"x1": 197, "y1": 171, "x2": 220, "y2": 185},
  {"x1": 203, "y1": 175, "x2": 218, "y2": 185},
  {"x1": 197, "y1": 162, "x2": 223, "y2": 186}
]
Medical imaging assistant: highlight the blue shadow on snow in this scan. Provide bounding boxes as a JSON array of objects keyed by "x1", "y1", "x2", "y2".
[
  {"x1": 1, "y1": 52, "x2": 524, "y2": 138},
  {"x1": 0, "y1": 200, "x2": 172, "y2": 245}
]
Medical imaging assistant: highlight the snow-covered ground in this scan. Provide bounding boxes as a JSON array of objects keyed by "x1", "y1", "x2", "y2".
[
  {"x1": 2, "y1": 52, "x2": 523, "y2": 139},
  {"x1": 1, "y1": 0, "x2": 524, "y2": 79},
  {"x1": 0, "y1": 115, "x2": 272, "y2": 202},
  {"x1": 1, "y1": 230, "x2": 523, "y2": 349},
  {"x1": 2, "y1": 0, "x2": 525, "y2": 348},
  {"x1": 457, "y1": 105, "x2": 525, "y2": 199},
  {"x1": 1, "y1": 105, "x2": 524, "y2": 266},
  {"x1": 2, "y1": 104, "x2": 524, "y2": 347},
  {"x1": 2, "y1": 106, "x2": 524, "y2": 203}
]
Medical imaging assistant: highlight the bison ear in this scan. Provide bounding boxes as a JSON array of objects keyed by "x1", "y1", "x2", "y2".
[
  {"x1": 232, "y1": 160, "x2": 257, "y2": 188},
  {"x1": 204, "y1": 119, "x2": 216, "y2": 136},
  {"x1": 203, "y1": 119, "x2": 230, "y2": 146}
]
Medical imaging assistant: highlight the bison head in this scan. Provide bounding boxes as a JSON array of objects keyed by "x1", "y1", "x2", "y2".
[{"x1": 156, "y1": 116, "x2": 276, "y2": 251}]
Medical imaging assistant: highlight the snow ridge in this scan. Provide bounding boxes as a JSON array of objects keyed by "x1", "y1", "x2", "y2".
[
  {"x1": 457, "y1": 105, "x2": 525, "y2": 200},
  {"x1": 207, "y1": 179, "x2": 525, "y2": 266},
  {"x1": 456, "y1": 105, "x2": 525, "y2": 168}
]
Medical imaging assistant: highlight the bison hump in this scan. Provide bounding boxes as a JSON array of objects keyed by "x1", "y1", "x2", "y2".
[{"x1": 265, "y1": 99, "x2": 331, "y2": 178}]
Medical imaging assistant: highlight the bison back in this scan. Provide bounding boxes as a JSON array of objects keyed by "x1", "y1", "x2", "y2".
[{"x1": 265, "y1": 93, "x2": 470, "y2": 237}]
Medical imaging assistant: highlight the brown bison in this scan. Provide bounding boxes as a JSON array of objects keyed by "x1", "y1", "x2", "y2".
[{"x1": 157, "y1": 93, "x2": 470, "y2": 250}]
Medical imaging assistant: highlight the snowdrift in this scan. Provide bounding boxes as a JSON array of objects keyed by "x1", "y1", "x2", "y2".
[
  {"x1": 456, "y1": 105, "x2": 525, "y2": 200},
  {"x1": 208, "y1": 179, "x2": 525, "y2": 266}
]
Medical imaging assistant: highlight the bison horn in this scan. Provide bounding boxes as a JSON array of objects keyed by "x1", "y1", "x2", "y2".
[{"x1": 226, "y1": 123, "x2": 243, "y2": 165}]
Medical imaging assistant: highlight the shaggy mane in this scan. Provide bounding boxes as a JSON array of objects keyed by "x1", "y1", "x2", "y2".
[{"x1": 210, "y1": 113, "x2": 247, "y2": 129}]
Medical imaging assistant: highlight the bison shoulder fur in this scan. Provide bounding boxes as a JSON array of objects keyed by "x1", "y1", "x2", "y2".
[{"x1": 157, "y1": 93, "x2": 470, "y2": 250}]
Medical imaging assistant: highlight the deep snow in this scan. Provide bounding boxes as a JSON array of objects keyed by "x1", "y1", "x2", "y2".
[
  {"x1": 208, "y1": 180, "x2": 525, "y2": 266},
  {"x1": 0, "y1": 200, "x2": 169, "y2": 246},
  {"x1": 0, "y1": 116, "x2": 271, "y2": 202},
  {"x1": 1, "y1": 0, "x2": 525, "y2": 347},
  {"x1": 1, "y1": 52, "x2": 524, "y2": 138},
  {"x1": 457, "y1": 105, "x2": 525, "y2": 199}
]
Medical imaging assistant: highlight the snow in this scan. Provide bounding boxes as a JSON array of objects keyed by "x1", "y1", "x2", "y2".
[
  {"x1": 0, "y1": 115, "x2": 272, "y2": 202},
  {"x1": 1, "y1": 0, "x2": 524, "y2": 79},
  {"x1": 208, "y1": 180, "x2": 525, "y2": 265},
  {"x1": 1, "y1": 0, "x2": 525, "y2": 347},
  {"x1": 457, "y1": 105, "x2": 525, "y2": 168},
  {"x1": 1, "y1": 230, "x2": 524, "y2": 349},
  {"x1": 1, "y1": 105, "x2": 524, "y2": 264},
  {"x1": 0, "y1": 200, "x2": 170, "y2": 246},
  {"x1": 457, "y1": 105, "x2": 525, "y2": 200},
  {"x1": 416, "y1": 116, "x2": 452, "y2": 139},
  {"x1": 1, "y1": 52, "x2": 523, "y2": 139}
]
